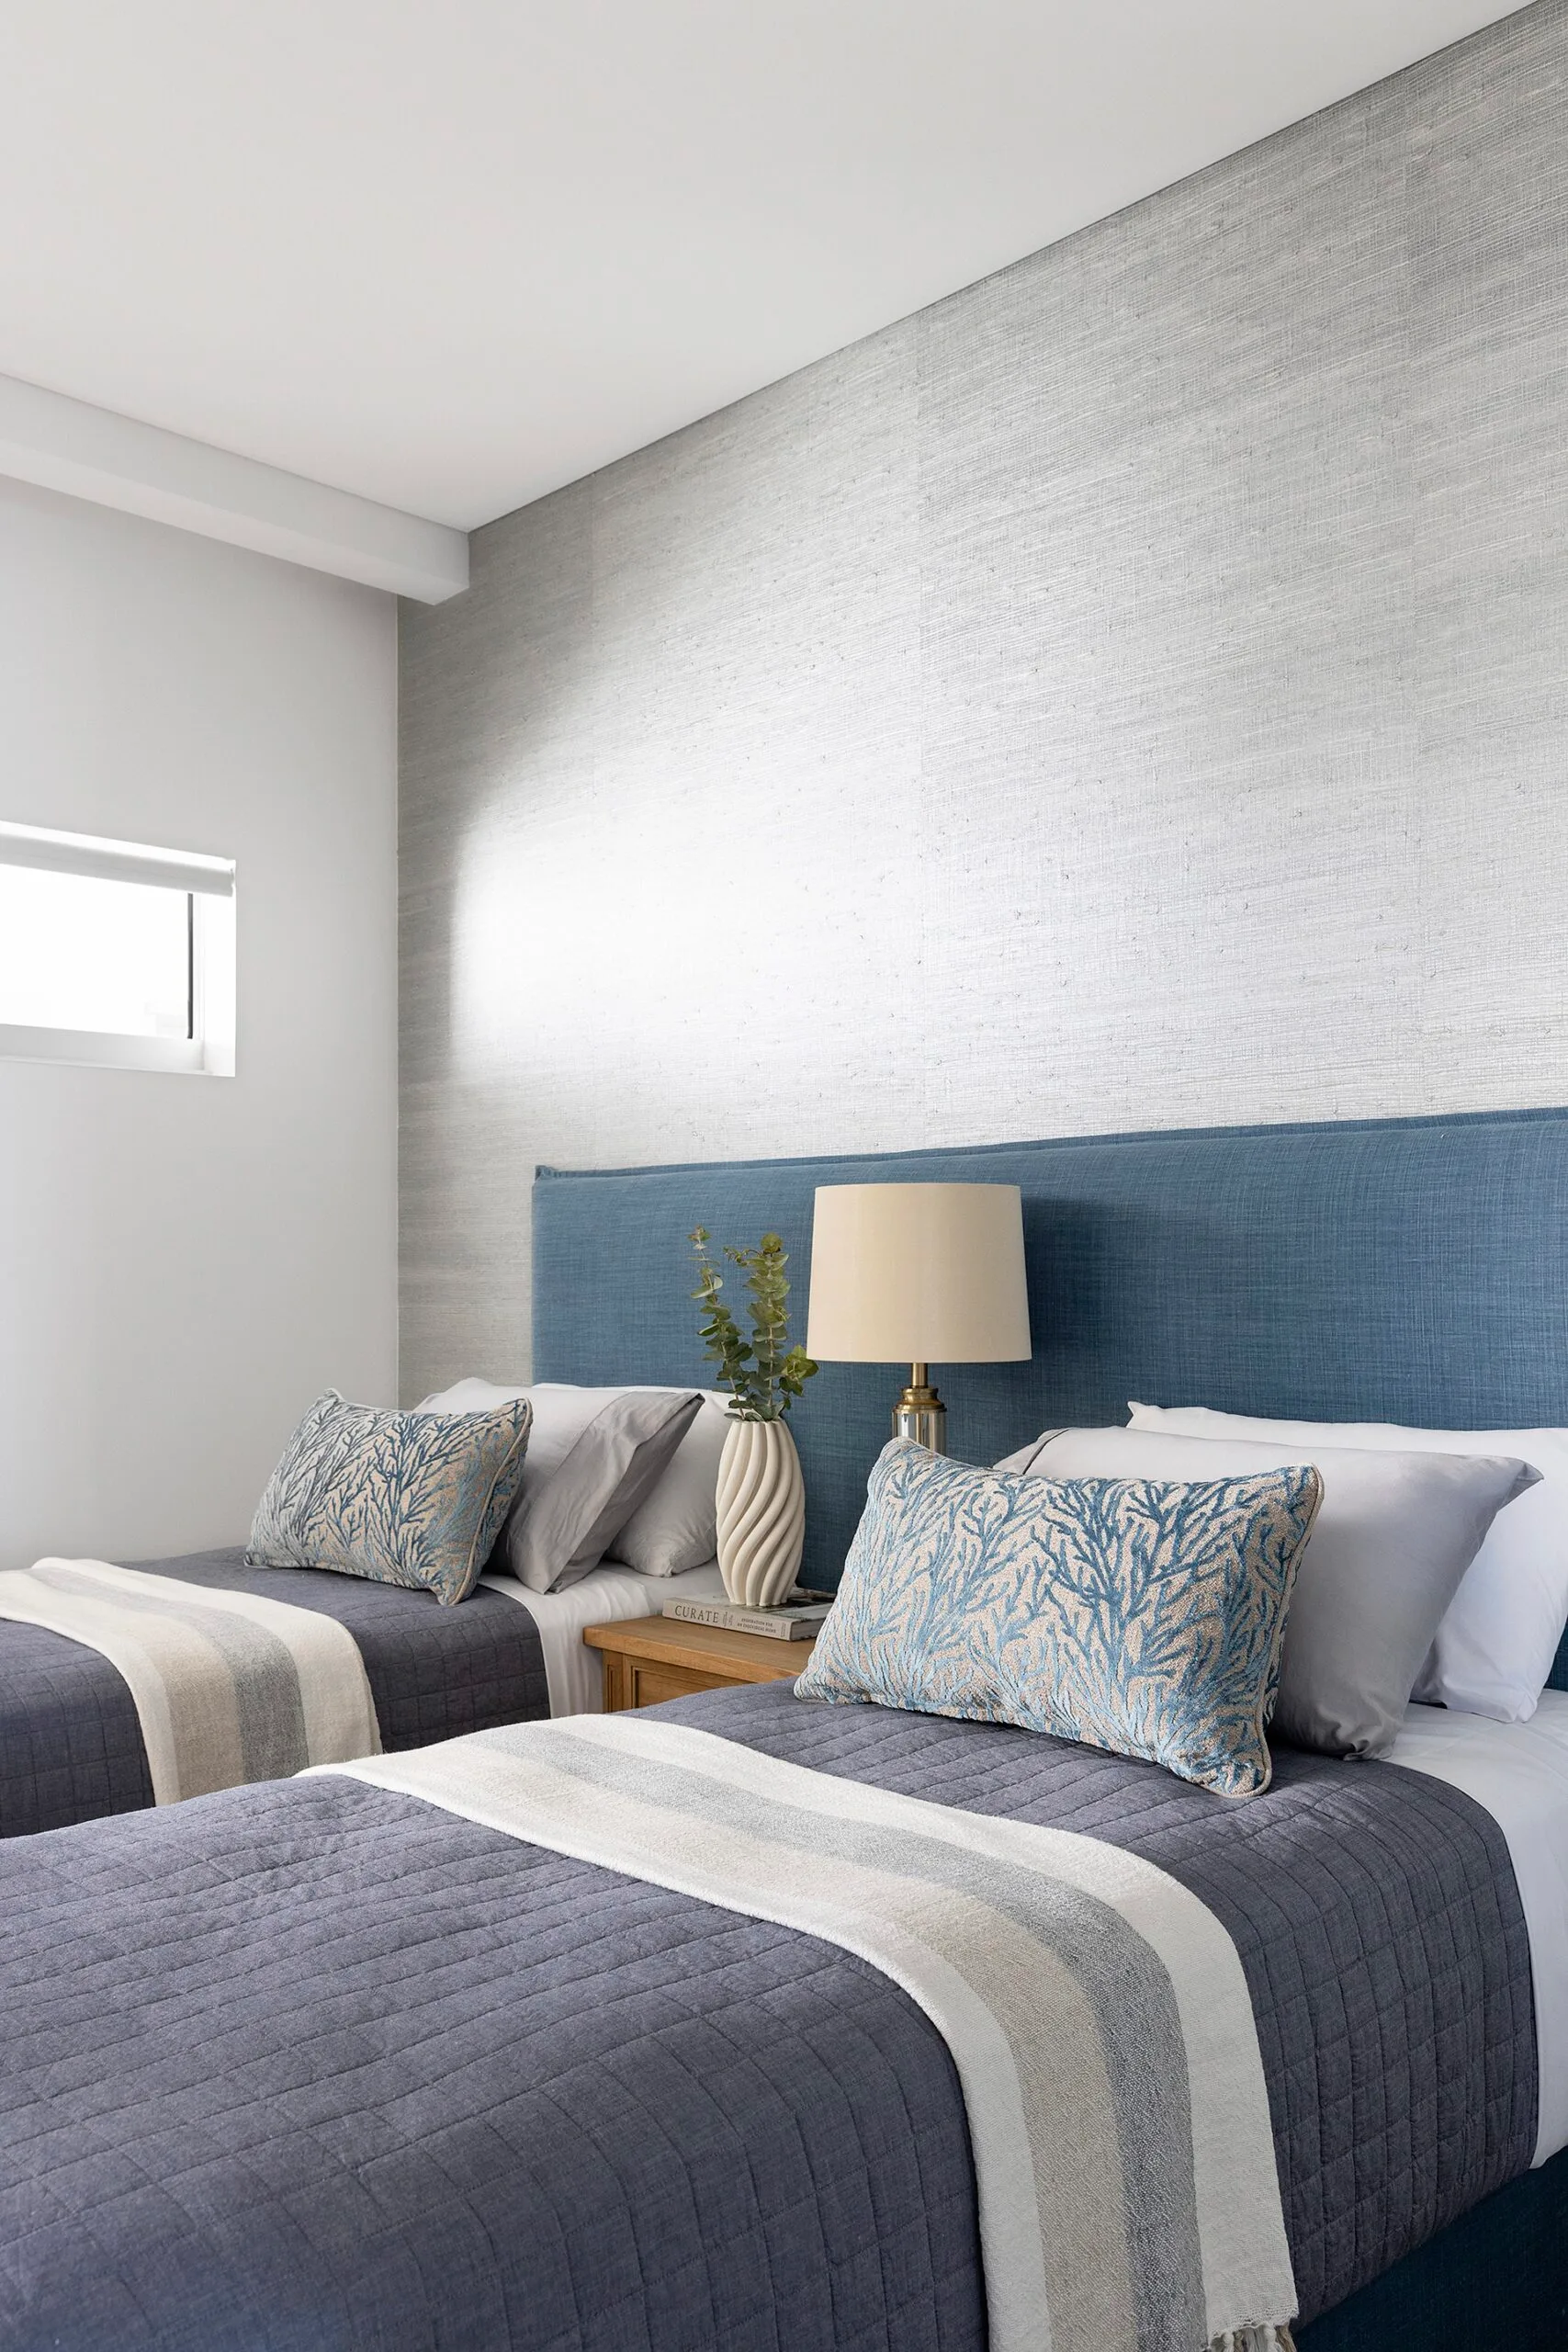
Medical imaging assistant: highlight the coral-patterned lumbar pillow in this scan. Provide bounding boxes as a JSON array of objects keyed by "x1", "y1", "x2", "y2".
[
  {"x1": 247, "y1": 1389, "x2": 532, "y2": 1607},
  {"x1": 795, "y1": 1440, "x2": 1322, "y2": 1797}
]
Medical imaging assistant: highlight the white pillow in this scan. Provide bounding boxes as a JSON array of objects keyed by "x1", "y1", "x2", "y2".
[
  {"x1": 607, "y1": 1393, "x2": 732, "y2": 1576},
  {"x1": 1127, "y1": 1402, "x2": 1568, "y2": 1723},
  {"x1": 416, "y1": 1378, "x2": 603, "y2": 1494}
]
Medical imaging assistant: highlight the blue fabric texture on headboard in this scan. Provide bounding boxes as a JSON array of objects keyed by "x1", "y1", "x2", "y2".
[{"x1": 533, "y1": 1107, "x2": 1568, "y2": 1689}]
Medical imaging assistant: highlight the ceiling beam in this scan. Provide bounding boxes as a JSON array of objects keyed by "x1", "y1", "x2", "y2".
[{"x1": 0, "y1": 371, "x2": 468, "y2": 604}]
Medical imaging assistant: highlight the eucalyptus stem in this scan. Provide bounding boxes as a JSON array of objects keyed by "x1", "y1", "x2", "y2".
[{"x1": 690, "y1": 1227, "x2": 818, "y2": 1422}]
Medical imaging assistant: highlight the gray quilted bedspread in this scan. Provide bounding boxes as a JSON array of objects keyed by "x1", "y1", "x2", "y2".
[
  {"x1": 0, "y1": 1682, "x2": 1535, "y2": 2351},
  {"x1": 0, "y1": 1546, "x2": 548, "y2": 1837}
]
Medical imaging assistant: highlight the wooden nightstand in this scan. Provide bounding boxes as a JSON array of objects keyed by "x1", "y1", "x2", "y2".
[{"x1": 582, "y1": 1615, "x2": 817, "y2": 1713}]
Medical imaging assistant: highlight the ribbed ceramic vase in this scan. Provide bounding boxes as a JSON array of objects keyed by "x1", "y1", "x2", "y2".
[{"x1": 716, "y1": 1416, "x2": 806, "y2": 1606}]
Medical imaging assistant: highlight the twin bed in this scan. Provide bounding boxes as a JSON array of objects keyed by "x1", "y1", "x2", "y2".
[
  {"x1": 0, "y1": 1547, "x2": 724, "y2": 1837},
  {"x1": 4, "y1": 1106, "x2": 1568, "y2": 2350},
  {"x1": 0, "y1": 1368, "x2": 734, "y2": 1836}
]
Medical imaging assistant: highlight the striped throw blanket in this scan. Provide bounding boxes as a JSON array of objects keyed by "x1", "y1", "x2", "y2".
[
  {"x1": 324, "y1": 1713, "x2": 1298, "y2": 2352},
  {"x1": 0, "y1": 1557, "x2": 381, "y2": 1803}
]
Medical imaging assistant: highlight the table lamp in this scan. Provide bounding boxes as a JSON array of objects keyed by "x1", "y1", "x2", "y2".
[{"x1": 805, "y1": 1182, "x2": 1032, "y2": 1452}]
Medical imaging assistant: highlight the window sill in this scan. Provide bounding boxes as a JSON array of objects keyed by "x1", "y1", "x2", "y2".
[{"x1": 0, "y1": 1023, "x2": 233, "y2": 1077}]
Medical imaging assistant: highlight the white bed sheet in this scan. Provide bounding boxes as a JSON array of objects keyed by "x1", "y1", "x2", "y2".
[
  {"x1": 479, "y1": 1559, "x2": 727, "y2": 1719},
  {"x1": 1385, "y1": 1690, "x2": 1568, "y2": 2165}
]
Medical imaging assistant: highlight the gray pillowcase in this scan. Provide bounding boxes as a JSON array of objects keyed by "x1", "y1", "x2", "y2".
[
  {"x1": 414, "y1": 1381, "x2": 703, "y2": 1593},
  {"x1": 998, "y1": 1425, "x2": 1540, "y2": 1758},
  {"x1": 502, "y1": 1388, "x2": 703, "y2": 1591}
]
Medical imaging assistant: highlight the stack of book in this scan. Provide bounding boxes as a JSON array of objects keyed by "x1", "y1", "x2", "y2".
[{"x1": 661, "y1": 1588, "x2": 835, "y2": 1641}]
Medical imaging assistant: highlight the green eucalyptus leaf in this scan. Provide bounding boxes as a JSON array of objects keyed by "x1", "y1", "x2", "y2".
[{"x1": 690, "y1": 1225, "x2": 812, "y2": 1421}]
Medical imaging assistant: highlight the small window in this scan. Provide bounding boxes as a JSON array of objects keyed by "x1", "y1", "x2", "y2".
[{"x1": 0, "y1": 821, "x2": 235, "y2": 1076}]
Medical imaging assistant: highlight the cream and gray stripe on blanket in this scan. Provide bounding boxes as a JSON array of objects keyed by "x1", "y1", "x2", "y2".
[
  {"x1": 323, "y1": 1713, "x2": 1298, "y2": 2352},
  {"x1": 0, "y1": 1557, "x2": 380, "y2": 1802}
]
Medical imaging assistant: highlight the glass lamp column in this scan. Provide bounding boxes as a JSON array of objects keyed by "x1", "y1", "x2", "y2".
[{"x1": 892, "y1": 1363, "x2": 947, "y2": 1453}]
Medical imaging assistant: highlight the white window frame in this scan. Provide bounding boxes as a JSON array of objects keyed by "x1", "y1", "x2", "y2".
[{"x1": 0, "y1": 820, "x2": 236, "y2": 1077}]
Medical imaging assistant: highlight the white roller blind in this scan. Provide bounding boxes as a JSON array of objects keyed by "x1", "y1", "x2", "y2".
[{"x1": 0, "y1": 819, "x2": 234, "y2": 898}]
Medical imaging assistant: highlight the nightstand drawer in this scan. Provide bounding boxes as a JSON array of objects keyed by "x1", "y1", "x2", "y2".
[{"x1": 608, "y1": 1657, "x2": 748, "y2": 1711}]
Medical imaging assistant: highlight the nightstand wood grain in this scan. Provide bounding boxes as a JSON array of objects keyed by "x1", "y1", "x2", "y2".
[{"x1": 582, "y1": 1616, "x2": 817, "y2": 1712}]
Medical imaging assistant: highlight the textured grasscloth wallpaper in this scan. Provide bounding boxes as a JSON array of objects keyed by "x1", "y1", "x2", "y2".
[{"x1": 400, "y1": 0, "x2": 1568, "y2": 1396}]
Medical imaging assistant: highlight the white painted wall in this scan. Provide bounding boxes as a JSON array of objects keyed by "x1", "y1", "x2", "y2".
[{"x1": 0, "y1": 476, "x2": 397, "y2": 1568}]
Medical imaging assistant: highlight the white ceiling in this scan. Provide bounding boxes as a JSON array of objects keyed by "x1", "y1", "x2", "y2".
[{"x1": 0, "y1": 0, "x2": 1514, "y2": 532}]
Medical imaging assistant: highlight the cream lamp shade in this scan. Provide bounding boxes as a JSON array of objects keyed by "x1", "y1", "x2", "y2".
[{"x1": 806, "y1": 1182, "x2": 1031, "y2": 1451}]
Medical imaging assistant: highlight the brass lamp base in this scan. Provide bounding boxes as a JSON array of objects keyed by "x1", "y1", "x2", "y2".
[{"x1": 892, "y1": 1363, "x2": 947, "y2": 1453}]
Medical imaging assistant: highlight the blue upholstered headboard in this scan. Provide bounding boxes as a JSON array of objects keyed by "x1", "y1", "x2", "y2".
[{"x1": 534, "y1": 1106, "x2": 1568, "y2": 1688}]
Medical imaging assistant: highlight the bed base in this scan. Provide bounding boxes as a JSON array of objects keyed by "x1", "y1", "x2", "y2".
[{"x1": 1300, "y1": 2141, "x2": 1568, "y2": 2350}]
